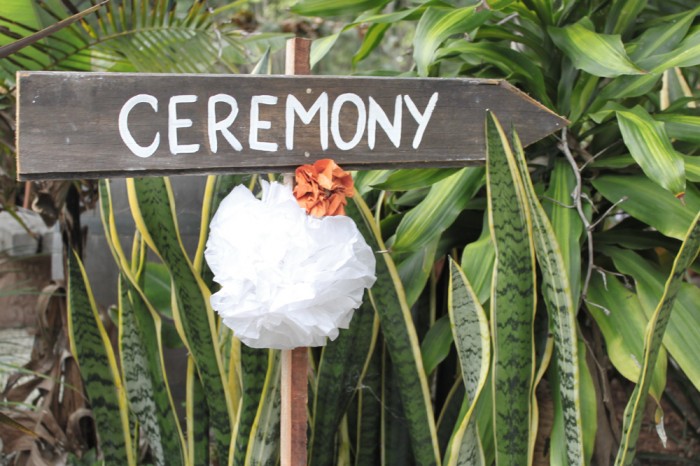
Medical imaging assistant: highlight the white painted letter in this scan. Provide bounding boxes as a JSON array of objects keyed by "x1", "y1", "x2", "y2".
[
  {"x1": 119, "y1": 94, "x2": 160, "y2": 158},
  {"x1": 249, "y1": 95, "x2": 279, "y2": 152},
  {"x1": 208, "y1": 94, "x2": 242, "y2": 153},
  {"x1": 286, "y1": 93, "x2": 328, "y2": 150},
  {"x1": 331, "y1": 93, "x2": 366, "y2": 151},
  {"x1": 169, "y1": 95, "x2": 200, "y2": 155},
  {"x1": 368, "y1": 96, "x2": 402, "y2": 149},
  {"x1": 404, "y1": 92, "x2": 438, "y2": 149}
]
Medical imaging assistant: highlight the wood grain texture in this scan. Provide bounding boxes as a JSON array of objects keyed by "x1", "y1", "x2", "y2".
[
  {"x1": 280, "y1": 37, "x2": 310, "y2": 466},
  {"x1": 16, "y1": 70, "x2": 566, "y2": 180}
]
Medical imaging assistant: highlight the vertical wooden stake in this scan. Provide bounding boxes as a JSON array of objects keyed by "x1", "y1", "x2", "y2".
[{"x1": 281, "y1": 37, "x2": 311, "y2": 466}]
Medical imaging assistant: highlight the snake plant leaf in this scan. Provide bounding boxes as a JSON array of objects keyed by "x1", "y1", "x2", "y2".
[
  {"x1": 309, "y1": 297, "x2": 377, "y2": 466},
  {"x1": 510, "y1": 130, "x2": 584, "y2": 465},
  {"x1": 349, "y1": 194, "x2": 441, "y2": 466},
  {"x1": 607, "y1": 247, "x2": 700, "y2": 392},
  {"x1": 232, "y1": 345, "x2": 269, "y2": 466},
  {"x1": 244, "y1": 350, "x2": 281, "y2": 466},
  {"x1": 413, "y1": 6, "x2": 491, "y2": 76},
  {"x1": 586, "y1": 273, "x2": 667, "y2": 402},
  {"x1": 614, "y1": 211, "x2": 700, "y2": 466},
  {"x1": 392, "y1": 167, "x2": 484, "y2": 253},
  {"x1": 548, "y1": 19, "x2": 643, "y2": 77},
  {"x1": 67, "y1": 251, "x2": 135, "y2": 466},
  {"x1": 119, "y1": 276, "x2": 186, "y2": 466},
  {"x1": 98, "y1": 180, "x2": 186, "y2": 465},
  {"x1": 127, "y1": 177, "x2": 233, "y2": 463},
  {"x1": 354, "y1": 348, "x2": 382, "y2": 466},
  {"x1": 485, "y1": 112, "x2": 536, "y2": 465},
  {"x1": 592, "y1": 175, "x2": 700, "y2": 241},
  {"x1": 186, "y1": 358, "x2": 210, "y2": 466},
  {"x1": 444, "y1": 259, "x2": 490, "y2": 466},
  {"x1": 615, "y1": 106, "x2": 685, "y2": 197}
]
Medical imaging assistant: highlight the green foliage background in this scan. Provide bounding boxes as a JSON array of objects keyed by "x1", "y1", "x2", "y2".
[{"x1": 1, "y1": 0, "x2": 700, "y2": 465}]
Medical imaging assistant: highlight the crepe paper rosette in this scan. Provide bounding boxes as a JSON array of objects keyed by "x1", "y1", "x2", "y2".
[{"x1": 204, "y1": 160, "x2": 376, "y2": 350}]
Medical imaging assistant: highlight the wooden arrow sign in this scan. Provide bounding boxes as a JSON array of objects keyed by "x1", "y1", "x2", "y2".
[{"x1": 16, "y1": 71, "x2": 566, "y2": 180}]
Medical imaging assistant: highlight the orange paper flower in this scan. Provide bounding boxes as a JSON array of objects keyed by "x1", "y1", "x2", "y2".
[{"x1": 293, "y1": 159, "x2": 354, "y2": 217}]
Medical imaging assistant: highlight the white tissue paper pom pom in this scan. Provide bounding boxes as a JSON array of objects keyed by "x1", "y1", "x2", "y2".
[{"x1": 204, "y1": 181, "x2": 377, "y2": 349}]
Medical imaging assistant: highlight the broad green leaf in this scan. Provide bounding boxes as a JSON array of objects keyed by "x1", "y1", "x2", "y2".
[
  {"x1": 587, "y1": 273, "x2": 667, "y2": 399},
  {"x1": 291, "y1": 0, "x2": 387, "y2": 17},
  {"x1": 607, "y1": 248, "x2": 700, "y2": 392},
  {"x1": 685, "y1": 156, "x2": 700, "y2": 182},
  {"x1": 615, "y1": 106, "x2": 685, "y2": 197},
  {"x1": 545, "y1": 160, "x2": 583, "y2": 301},
  {"x1": 460, "y1": 216, "x2": 494, "y2": 305},
  {"x1": 592, "y1": 175, "x2": 700, "y2": 240},
  {"x1": 127, "y1": 177, "x2": 233, "y2": 462},
  {"x1": 639, "y1": 28, "x2": 700, "y2": 73},
  {"x1": 310, "y1": 32, "x2": 341, "y2": 68},
  {"x1": 485, "y1": 113, "x2": 536, "y2": 465},
  {"x1": 548, "y1": 20, "x2": 643, "y2": 77},
  {"x1": 420, "y1": 315, "x2": 453, "y2": 377},
  {"x1": 310, "y1": 298, "x2": 376, "y2": 466},
  {"x1": 627, "y1": 7, "x2": 700, "y2": 61},
  {"x1": 614, "y1": 212, "x2": 700, "y2": 466},
  {"x1": 436, "y1": 41, "x2": 551, "y2": 107},
  {"x1": 444, "y1": 259, "x2": 490, "y2": 466},
  {"x1": 353, "y1": 22, "x2": 390, "y2": 66},
  {"x1": 392, "y1": 167, "x2": 484, "y2": 253},
  {"x1": 604, "y1": 0, "x2": 646, "y2": 35},
  {"x1": 397, "y1": 238, "x2": 439, "y2": 307},
  {"x1": 510, "y1": 129, "x2": 584, "y2": 465},
  {"x1": 67, "y1": 251, "x2": 134, "y2": 466},
  {"x1": 413, "y1": 6, "x2": 491, "y2": 77},
  {"x1": 655, "y1": 113, "x2": 700, "y2": 144},
  {"x1": 373, "y1": 168, "x2": 458, "y2": 191},
  {"x1": 349, "y1": 194, "x2": 441, "y2": 466}
]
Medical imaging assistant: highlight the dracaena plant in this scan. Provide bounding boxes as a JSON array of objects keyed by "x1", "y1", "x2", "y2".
[{"x1": 2, "y1": 1, "x2": 700, "y2": 466}]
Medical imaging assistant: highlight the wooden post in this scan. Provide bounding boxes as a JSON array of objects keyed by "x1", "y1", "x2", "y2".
[{"x1": 281, "y1": 37, "x2": 311, "y2": 466}]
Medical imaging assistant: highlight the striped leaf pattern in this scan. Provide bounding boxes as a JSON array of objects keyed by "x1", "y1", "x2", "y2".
[
  {"x1": 485, "y1": 112, "x2": 536, "y2": 465},
  {"x1": 349, "y1": 195, "x2": 441, "y2": 465},
  {"x1": 127, "y1": 177, "x2": 233, "y2": 462},
  {"x1": 67, "y1": 251, "x2": 134, "y2": 466},
  {"x1": 615, "y1": 211, "x2": 700, "y2": 465},
  {"x1": 245, "y1": 350, "x2": 281, "y2": 466},
  {"x1": 508, "y1": 128, "x2": 585, "y2": 464}
]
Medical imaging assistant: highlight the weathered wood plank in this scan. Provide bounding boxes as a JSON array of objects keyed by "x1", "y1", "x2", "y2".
[{"x1": 16, "y1": 71, "x2": 566, "y2": 180}]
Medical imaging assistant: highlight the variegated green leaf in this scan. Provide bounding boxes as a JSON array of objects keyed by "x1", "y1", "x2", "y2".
[
  {"x1": 392, "y1": 167, "x2": 484, "y2": 253},
  {"x1": 444, "y1": 259, "x2": 490, "y2": 466},
  {"x1": 548, "y1": 20, "x2": 643, "y2": 77},
  {"x1": 291, "y1": 0, "x2": 387, "y2": 17},
  {"x1": 373, "y1": 168, "x2": 458, "y2": 191},
  {"x1": 603, "y1": 0, "x2": 646, "y2": 35},
  {"x1": 592, "y1": 175, "x2": 700, "y2": 240},
  {"x1": 349, "y1": 194, "x2": 441, "y2": 465},
  {"x1": 614, "y1": 211, "x2": 700, "y2": 466},
  {"x1": 655, "y1": 113, "x2": 700, "y2": 144},
  {"x1": 510, "y1": 130, "x2": 584, "y2": 465},
  {"x1": 460, "y1": 217, "x2": 494, "y2": 305},
  {"x1": 127, "y1": 177, "x2": 232, "y2": 463},
  {"x1": 586, "y1": 273, "x2": 667, "y2": 401},
  {"x1": 67, "y1": 251, "x2": 134, "y2": 466},
  {"x1": 245, "y1": 350, "x2": 281, "y2": 466},
  {"x1": 233, "y1": 345, "x2": 269, "y2": 465},
  {"x1": 413, "y1": 6, "x2": 490, "y2": 76},
  {"x1": 607, "y1": 248, "x2": 700, "y2": 391},
  {"x1": 615, "y1": 106, "x2": 685, "y2": 197},
  {"x1": 485, "y1": 113, "x2": 536, "y2": 465},
  {"x1": 310, "y1": 296, "x2": 377, "y2": 466}
]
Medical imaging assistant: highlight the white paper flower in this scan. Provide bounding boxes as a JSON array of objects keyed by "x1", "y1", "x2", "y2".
[{"x1": 204, "y1": 181, "x2": 376, "y2": 349}]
